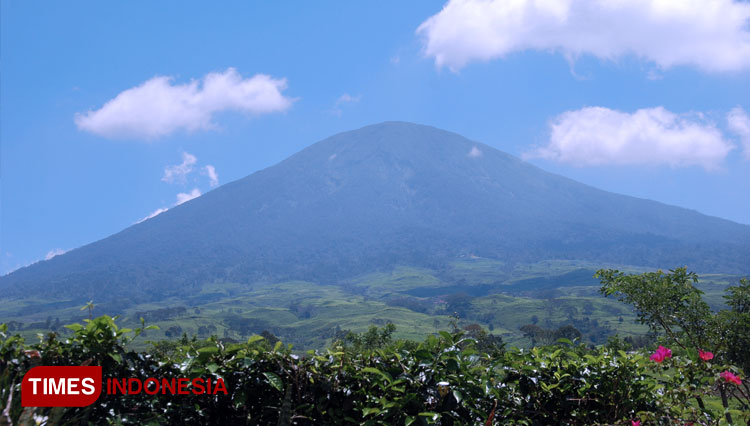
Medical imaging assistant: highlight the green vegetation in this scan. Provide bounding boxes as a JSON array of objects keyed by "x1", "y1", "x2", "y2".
[
  {"x1": 1, "y1": 268, "x2": 748, "y2": 425},
  {"x1": 1, "y1": 261, "x2": 739, "y2": 351},
  {"x1": 599, "y1": 268, "x2": 750, "y2": 425}
]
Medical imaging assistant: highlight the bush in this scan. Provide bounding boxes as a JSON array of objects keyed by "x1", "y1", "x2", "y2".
[{"x1": 2, "y1": 269, "x2": 748, "y2": 425}]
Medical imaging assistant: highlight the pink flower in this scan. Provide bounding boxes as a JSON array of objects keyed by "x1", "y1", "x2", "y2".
[
  {"x1": 650, "y1": 345, "x2": 672, "y2": 363},
  {"x1": 698, "y1": 349, "x2": 713, "y2": 362},
  {"x1": 631, "y1": 421, "x2": 641, "y2": 426},
  {"x1": 24, "y1": 350, "x2": 41, "y2": 360},
  {"x1": 720, "y1": 370, "x2": 742, "y2": 385}
]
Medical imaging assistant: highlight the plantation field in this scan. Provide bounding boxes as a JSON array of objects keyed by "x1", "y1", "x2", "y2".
[{"x1": 0, "y1": 258, "x2": 740, "y2": 350}]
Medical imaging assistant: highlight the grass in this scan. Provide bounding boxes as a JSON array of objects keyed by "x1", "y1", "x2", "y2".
[{"x1": 0, "y1": 258, "x2": 742, "y2": 350}]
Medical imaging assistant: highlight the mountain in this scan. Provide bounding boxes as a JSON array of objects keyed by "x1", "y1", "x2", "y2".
[{"x1": 2, "y1": 122, "x2": 749, "y2": 303}]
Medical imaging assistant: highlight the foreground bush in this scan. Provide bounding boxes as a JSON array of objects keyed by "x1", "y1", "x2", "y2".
[
  {"x1": 1, "y1": 269, "x2": 748, "y2": 425},
  {"x1": 1, "y1": 321, "x2": 746, "y2": 425}
]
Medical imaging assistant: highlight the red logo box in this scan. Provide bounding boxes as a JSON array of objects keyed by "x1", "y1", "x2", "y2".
[{"x1": 22, "y1": 366, "x2": 102, "y2": 407}]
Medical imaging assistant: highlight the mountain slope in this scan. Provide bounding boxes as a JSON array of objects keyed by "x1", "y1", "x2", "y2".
[{"x1": 3, "y1": 122, "x2": 749, "y2": 302}]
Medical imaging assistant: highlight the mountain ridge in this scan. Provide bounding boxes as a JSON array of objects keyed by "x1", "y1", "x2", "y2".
[{"x1": 2, "y1": 121, "x2": 749, "y2": 302}]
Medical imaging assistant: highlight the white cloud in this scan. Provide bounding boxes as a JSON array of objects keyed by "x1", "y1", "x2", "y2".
[
  {"x1": 727, "y1": 106, "x2": 750, "y2": 159},
  {"x1": 138, "y1": 188, "x2": 201, "y2": 223},
  {"x1": 203, "y1": 165, "x2": 219, "y2": 187},
  {"x1": 45, "y1": 248, "x2": 67, "y2": 260},
  {"x1": 329, "y1": 93, "x2": 362, "y2": 117},
  {"x1": 417, "y1": 0, "x2": 750, "y2": 72},
  {"x1": 468, "y1": 146, "x2": 483, "y2": 158},
  {"x1": 337, "y1": 93, "x2": 361, "y2": 104},
  {"x1": 526, "y1": 106, "x2": 734, "y2": 170},
  {"x1": 140, "y1": 157, "x2": 217, "y2": 223},
  {"x1": 75, "y1": 68, "x2": 295, "y2": 139},
  {"x1": 162, "y1": 152, "x2": 197, "y2": 184},
  {"x1": 138, "y1": 208, "x2": 169, "y2": 223},
  {"x1": 176, "y1": 188, "x2": 202, "y2": 205}
]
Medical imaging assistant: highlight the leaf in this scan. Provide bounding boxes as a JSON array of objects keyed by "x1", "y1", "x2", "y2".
[
  {"x1": 64, "y1": 324, "x2": 83, "y2": 332},
  {"x1": 362, "y1": 407, "x2": 382, "y2": 416},
  {"x1": 247, "y1": 335, "x2": 264, "y2": 344},
  {"x1": 197, "y1": 346, "x2": 219, "y2": 361},
  {"x1": 541, "y1": 382, "x2": 558, "y2": 392},
  {"x1": 263, "y1": 372, "x2": 283, "y2": 392},
  {"x1": 446, "y1": 358, "x2": 459, "y2": 371},
  {"x1": 415, "y1": 349, "x2": 433, "y2": 361},
  {"x1": 361, "y1": 367, "x2": 393, "y2": 383},
  {"x1": 418, "y1": 412, "x2": 440, "y2": 420}
]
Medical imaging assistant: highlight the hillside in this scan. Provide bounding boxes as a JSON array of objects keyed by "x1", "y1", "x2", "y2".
[{"x1": 2, "y1": 121, "x2": 749, "y2": 305}]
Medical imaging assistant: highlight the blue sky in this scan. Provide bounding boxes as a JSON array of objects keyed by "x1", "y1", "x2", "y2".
[{"x1": 2, "y1": 0, "x2": 749, "y2": 274}]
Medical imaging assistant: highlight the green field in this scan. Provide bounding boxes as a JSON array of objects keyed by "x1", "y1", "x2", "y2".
[{"x1": 0, "y1": 258, "x2": 741, "y2": 350}]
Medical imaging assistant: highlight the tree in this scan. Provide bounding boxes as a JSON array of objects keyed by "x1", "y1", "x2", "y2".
[
  {"x1": 463, "y1": 323, "x2": 504, "y2": 355},
  {"x1": 260, "y1": 330, "x2": 280, "y2": 346},
  {"x1": 717, "y1": 278, "x2": 750, "y2": 374},
  {"x1": 520, "y1": 324, "x2": 581, "y2": 346},
  {"x1": 340, "y1": 324, "x2": 396, "y2": 352},
  {"x1": 553, "y1": 325, "x2": 582, "y2": 341},
  {"x1": 597, "y1": 268, "x2": 713, "y2": 351},
  {"x1": 598, "y1": 268, "x2": 750, "y2": 421},
  {"x1": 444, "y1": 293, "x2": 472, "y2": 318}
]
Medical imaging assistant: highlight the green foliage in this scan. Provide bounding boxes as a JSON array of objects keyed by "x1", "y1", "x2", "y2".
[
  {"x1": 1, "y1": 261, "x2": 666, "y2": 351},
  {"x1": 599, "y1": 268, "x2": 750, "y2": 423},
  {"x1": 337, "y1": 323, "x2": 397, "y2": 352},
  {"x1": 519, "y1": 324, "x2": 582, "y2": 346},
  {"x1": 460, "y1": 324, "x2": 505, "y2": 357},
  {"x1": 3, "y1": 308, "x2": 749, "y2": 425},
  {"x1": 718, "y1": 278, "x2": 750, "y2": 374},
  {"x1": 598, "y1": 268, "x2": 714, "y2": 350}
]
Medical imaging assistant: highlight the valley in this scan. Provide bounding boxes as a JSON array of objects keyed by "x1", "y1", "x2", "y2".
[{"x1": 2, "y1": 258, "x2": 739, "y2": 350}]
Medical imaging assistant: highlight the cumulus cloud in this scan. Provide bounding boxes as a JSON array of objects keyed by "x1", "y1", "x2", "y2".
[
  {"x1": 75, "y1": 68, "x2": 295, "y2": 139},
  {"x1": 176, "y1": 188, "x2": 202, "y2": 205},
  {"x1": 417, "y1": 0, "x2": 750, "y2": 72},
  {"x1": 162, "y1": 152, "x2": 197, "y2": 184},
  {"x1": 45, "y1": 248, "x2": 67, "y2": 260},
  {"x1": 727, "y1": 106, "x2": 750, "y2": 159},
  {"x1": 203, "y1": 165, "x2": 219, "y2": 187},
  {"x1": 525, "y1": 106, "x2": 734, "y2": 170}
]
